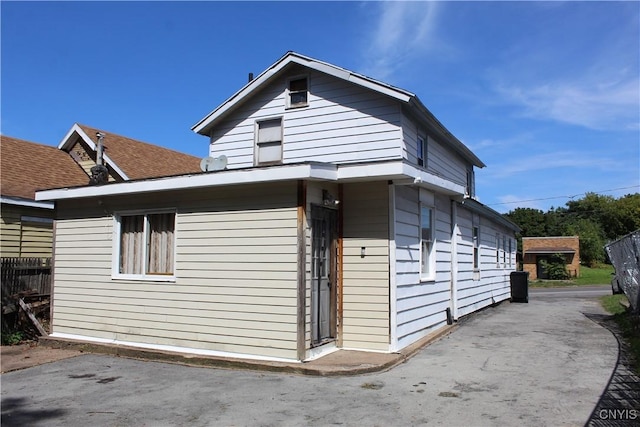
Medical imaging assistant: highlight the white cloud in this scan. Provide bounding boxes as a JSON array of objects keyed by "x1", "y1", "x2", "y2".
[
  {"x1": 486, "y1": 151, "x2": 618, "y2": 179},
  {"x1": 495, "y1": 75, "x2": 640, "y2": 131},
  {"x1": 360, "y1": 2, "x2": 441, "y2": 80}
]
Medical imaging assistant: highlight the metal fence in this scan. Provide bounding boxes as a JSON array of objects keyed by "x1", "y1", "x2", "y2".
[
  {"x1": 1, "y1": 257, "x2": 52, "y2": 298},
  {"x1": 605, "y1": 230, "x2": 640, "y2": 312}
]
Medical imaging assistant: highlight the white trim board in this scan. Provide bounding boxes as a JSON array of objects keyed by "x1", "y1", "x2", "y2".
[{"x1": 36, "y1": 160, "x2": 467, "y2": 202}]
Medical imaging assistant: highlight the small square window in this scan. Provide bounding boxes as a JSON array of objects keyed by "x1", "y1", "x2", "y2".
[{"x1": 287, "y1": 77, "x2": 308, "y2": 108}]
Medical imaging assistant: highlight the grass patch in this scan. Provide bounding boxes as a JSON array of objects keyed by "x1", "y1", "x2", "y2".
[
  {"x1": 530, "y1": 265, "x2": 614, "y2": 288},
  {"x1": 599, "y1": 294, "x2": 640, "y2": 374}
]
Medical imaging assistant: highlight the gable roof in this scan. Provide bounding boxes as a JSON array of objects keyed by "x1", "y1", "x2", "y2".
[
  {"x1": 58, "y1": 124, "x2": 202, "y2": 180},
  {"x1": 192, "y1": 51, "x2": 485, "y2": 168},
  {"x1": 0, "y1": 135, "x2": 89, "y2": 200}
]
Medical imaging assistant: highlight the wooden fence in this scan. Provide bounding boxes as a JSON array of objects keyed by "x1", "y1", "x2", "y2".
[{"x1": 1, "y1": 257, "x2": 52, "y2": 298}]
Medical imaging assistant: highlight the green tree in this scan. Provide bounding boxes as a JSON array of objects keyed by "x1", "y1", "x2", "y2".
[{"x1": 563, "y1": 218, "x2": 606, "y2": 266}]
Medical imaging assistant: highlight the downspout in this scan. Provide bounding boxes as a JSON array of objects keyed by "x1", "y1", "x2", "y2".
[{"x1": 450, "y1": 200, "x2": 459, "y2": 321}]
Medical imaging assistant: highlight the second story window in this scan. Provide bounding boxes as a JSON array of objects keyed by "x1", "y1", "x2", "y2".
[
  {"x1": 466, "y1": 168, "x2": 475, "y2": 198},
  {"x1": 417, "y1": 135, "x2": 426, "y2": 167},
  {"x1": 256, "y1": 118, "x2": 283, "y2": 165},
  {"x1": 287, "y1": 77, "x2": 308, "y2": 108}
]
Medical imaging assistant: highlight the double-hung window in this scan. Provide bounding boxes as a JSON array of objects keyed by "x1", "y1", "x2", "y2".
[
  {"x1": 255, "y1": 118, "x2": 283, "y2": 165},
  {"x1": 287, "y1": 76, "x2": 308, "y2": 108},
  {"x1": 115, "y1": 211, "x2": 175, "y2": 279},
  {"x1": 420, "y1": 205, "x2": 435, "y2": 280},
  {"x1": 417, "y1": 135, "x2": 426, "y2": 167}
]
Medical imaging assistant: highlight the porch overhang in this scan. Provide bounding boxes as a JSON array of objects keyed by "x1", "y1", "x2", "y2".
[
  {"x1": 524, "y1": 247, "x2": 576, "y2": 255},
  {"x1": 35, "y1": 160, "x2": 465, "y2": 201}
]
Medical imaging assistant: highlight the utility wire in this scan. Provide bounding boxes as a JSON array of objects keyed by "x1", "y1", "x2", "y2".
[{"x1": 488, "y1": 185, "x2": 640, "y2": 207}]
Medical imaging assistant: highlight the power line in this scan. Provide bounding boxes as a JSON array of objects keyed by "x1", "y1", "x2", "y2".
[{"x1": 488, "y1": 186, "x2": 640, "y2": 207}]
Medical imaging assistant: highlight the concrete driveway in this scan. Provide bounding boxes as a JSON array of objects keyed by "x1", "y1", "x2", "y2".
[{"x1": 0, "y1": 296, "x2": 622, "y2": 426}]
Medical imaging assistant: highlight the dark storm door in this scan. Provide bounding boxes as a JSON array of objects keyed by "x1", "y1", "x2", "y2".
[{"x1": 311, "y1": 206, "x2": 338, "y2": 345}]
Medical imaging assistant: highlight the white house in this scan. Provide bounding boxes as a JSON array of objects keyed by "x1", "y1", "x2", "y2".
[{"x1": 36, "y1": 52, "x2": 519, "y2": 362}]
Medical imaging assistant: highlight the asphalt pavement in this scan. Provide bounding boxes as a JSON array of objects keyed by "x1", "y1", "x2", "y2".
[{"x1": 0, "y1": 290, "x2": 628, "y2": 426}]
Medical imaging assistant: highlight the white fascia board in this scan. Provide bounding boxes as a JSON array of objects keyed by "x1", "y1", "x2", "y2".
[
  {"x1": 58, "y1": 124, "x2": 130, "y2": 180},
  {"x1": 193, "y1": 52, "x2": 416, "y2": 135},
  {"x1": 348, "y1": 74, "x2": 412, "y2": 103},
  {"x1": 1, "y1": 196, "x2": 54, "y2": 209},
  {"x1": 36, "y1": 163, "x2": 338, "y2": 201},
  {"x1": 336, "y1": 161, "x2": 465, "y2": 196}
]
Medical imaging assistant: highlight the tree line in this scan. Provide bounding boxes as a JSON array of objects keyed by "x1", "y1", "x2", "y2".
[{"x1": 503, "y1": 192, "x2": 640, "y2": 266}]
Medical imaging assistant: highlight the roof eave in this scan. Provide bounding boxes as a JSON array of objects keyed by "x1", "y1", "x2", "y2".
[
  {"x1": 407, "y1": 97, "x2": 485, "y2": 168},
  {"x1": 191, "y1": 52, "x2": 413, "y2": 136},
  {"x1": 35, "y1": 160, "x2": 466, "y2": 202}
]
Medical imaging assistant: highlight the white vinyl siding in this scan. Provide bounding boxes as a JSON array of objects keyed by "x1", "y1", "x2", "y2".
[
  {"x1": 394, "y1": 187, "x2": 452, "y2": 349},
  {"x1": 341, "y1": 182, "x2": 390, "y2": 351},
  {"x1": 209, "y1": 70, "x2": 403, "y2": 168},
  {"x1": 51, "y1": 183, "x2": 301, "y2": 360},
  {"x1": 455, "y1": 206, "x2": 514, "y2": 317},
  {"x1": 402, "y1": 115, "x2": 469, "y2": 186}
]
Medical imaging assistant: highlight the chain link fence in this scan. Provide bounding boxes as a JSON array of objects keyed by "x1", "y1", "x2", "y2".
[{"x1": 605, "y1": 230, "x2": 640, "y2": 312}]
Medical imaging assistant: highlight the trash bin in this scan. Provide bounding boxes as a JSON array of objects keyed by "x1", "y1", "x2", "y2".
[{"x1": 510, "y1": 271, "x2": 529, "y2": 303}]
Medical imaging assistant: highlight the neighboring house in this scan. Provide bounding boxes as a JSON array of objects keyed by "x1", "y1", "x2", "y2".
[
  {"x1": 1, "y1": 127, "x2": 201, "y2": 258},
  {"x1": 1, "y1": 136, "x2": 88, "y2": 258},
  {"x1": 522, "y1": 236, "x2": 580, "y2": 279},
  {"x1": 36, "y1": 52, "x2": 520, "y2": 362}
]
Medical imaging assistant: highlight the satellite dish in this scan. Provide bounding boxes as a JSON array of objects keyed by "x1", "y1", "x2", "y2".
[
  {"x1": 200, "y1": 155, "x2": 228, "y2": 172},
  {"x1": 200, "y1": 157, "x2": 215, "y2": 172}
]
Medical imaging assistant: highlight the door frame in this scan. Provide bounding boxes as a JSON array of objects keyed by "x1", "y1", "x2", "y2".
[{"x1": 310, "y1": 205, "x2": 338, "y2": 347}]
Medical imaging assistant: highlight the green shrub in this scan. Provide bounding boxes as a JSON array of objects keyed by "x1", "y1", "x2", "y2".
[
  {"x1": 1, "y1": 330, "x2": 25, "y2": 345},
  {"x1": 539, "y1": 253, "x2": 570, "y2": 280}
]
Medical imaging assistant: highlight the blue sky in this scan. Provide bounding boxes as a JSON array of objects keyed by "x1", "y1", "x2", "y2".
[{"x1": 2, "y1": 1, "x2": 638, "y2": 213}]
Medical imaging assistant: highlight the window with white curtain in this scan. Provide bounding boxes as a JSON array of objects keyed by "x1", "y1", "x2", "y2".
[{"x1": 116, "y1": 212, "x2": 175, "y2": 279}]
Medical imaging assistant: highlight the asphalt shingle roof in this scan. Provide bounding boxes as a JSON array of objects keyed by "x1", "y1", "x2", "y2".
[
  {"x1": 76, "y1": 124, "x2": 202, "y2": 180},
  {"x1": 1, "y1": 135, "x2": 89, "y2": 200}
]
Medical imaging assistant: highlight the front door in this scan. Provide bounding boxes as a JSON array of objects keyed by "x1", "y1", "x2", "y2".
[{"x1": 311, "y1": 206, "x2": 338, "y2": 346}]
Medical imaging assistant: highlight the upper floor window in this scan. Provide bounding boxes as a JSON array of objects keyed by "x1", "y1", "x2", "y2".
[
  {"x1": 417, "y1": 135, "x2": 426, "y2": 167},
  {"x1": 115, "y1": 211, "x2": 176, "y2": 280},
  {"x1": 420, "y1": 205, "x2": 435, "y2": 281},
  {"x1": 255, "y1": 118, "x2": 283, "y2": 165},
  {"x1": 466, "y1": 168, "x2": 475, "y2": 198},
  {"x1": 287, "y1": 76, "x2": 308, "y2": 108}
]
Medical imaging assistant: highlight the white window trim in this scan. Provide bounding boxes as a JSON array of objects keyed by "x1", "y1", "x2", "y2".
[
  {"x1": 417, "y1": 135, "x2": 426, "y2": 168},
  {"x1": 419, "y1": 203, "x2": 436, "y2": 282},
  {"x1": 254, "y1": 117, "x2": 283, "y2": 166},
  {"x1": 285, "y1": 75, "x2": 309, "y2": 109},
  {"x1": 472, "y1": 225, "x2": 480, "y2": 272},
  {"x1": 112, "y1": 209, "x2": 177, "y2": 282}
]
